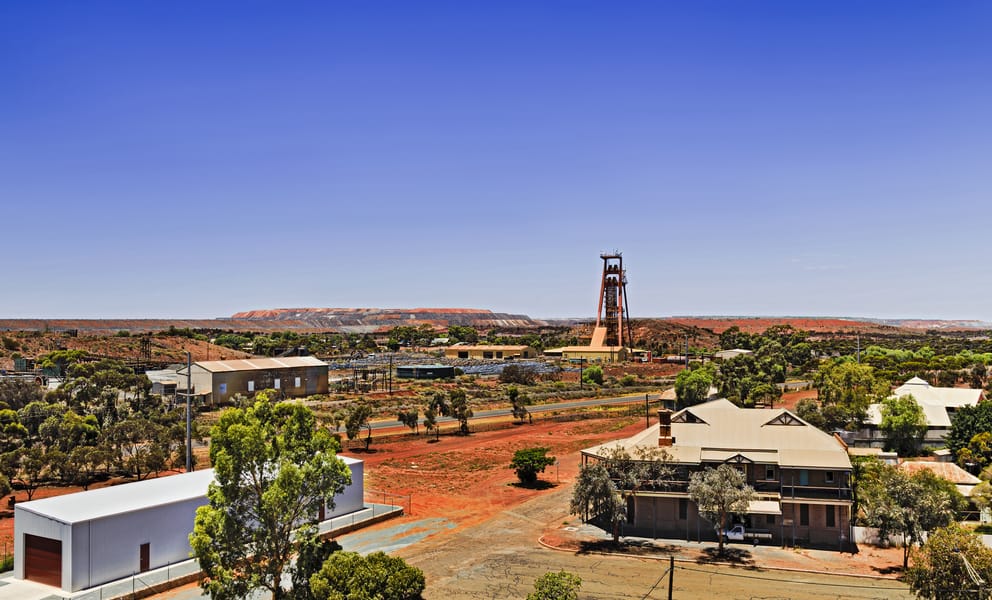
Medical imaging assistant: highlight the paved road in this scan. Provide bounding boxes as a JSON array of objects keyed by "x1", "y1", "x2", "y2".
[{"x1": 370, "y1": 392, "x2": 662, "y2": 430}]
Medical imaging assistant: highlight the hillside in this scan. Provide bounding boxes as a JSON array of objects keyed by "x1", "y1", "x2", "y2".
[{"x1": 231, "y1": 307, "x2": 544, "y2": 332}]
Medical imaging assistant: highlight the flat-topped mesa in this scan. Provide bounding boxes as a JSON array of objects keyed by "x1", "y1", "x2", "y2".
[{"x1": 229, "y1": 307, "x2": 545, "y2": 330}]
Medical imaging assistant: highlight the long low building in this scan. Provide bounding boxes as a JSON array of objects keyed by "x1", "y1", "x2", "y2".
[
  {"x1": 14, "y1": 456, "x2": 364, "y2": 593},
  {"x1": 858, "y1": 377, "x2": 983, "y2": 448},
  {"x1": 177, "y1": 356, "x2": 329, "y2": 404},
  {"x1": 443, "y1": 345, "x2": 539, "y2": 360}
]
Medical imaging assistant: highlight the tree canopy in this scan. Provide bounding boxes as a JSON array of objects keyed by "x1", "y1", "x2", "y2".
[
  {"x1": 309, "y1": 551, "x2": 425, "y2": 600},
  {"x1": 509, "y1": 447, "x2": 555, "y2": 485},
  {"x1": 906, "y1": 523, "x2": 992, "y2": 600},
  {"x1": 527, "y1": 570, "x2": 582, "y2": 600},
  {"x1": 190, "y1": 395, "x2": 352, "y2": 600},
  {"x1": 879, "y1": 394, "x2": 927, "y2": 456},
  {"x1": 687, "y1": 464, "x2": 755, "y2": 553}
]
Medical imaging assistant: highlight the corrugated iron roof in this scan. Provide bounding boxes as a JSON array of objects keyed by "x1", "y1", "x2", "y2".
[
  {"x1": 583, "y1": 398, "x2": 851, "y2": 470},
  {"x1": 190, "y1": 356, "x2": 328, "y2": 373}
]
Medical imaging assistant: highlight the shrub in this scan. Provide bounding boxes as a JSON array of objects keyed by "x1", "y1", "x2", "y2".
[{"x1": 510, "y1": 447, "x2": 556, "y2": 485}]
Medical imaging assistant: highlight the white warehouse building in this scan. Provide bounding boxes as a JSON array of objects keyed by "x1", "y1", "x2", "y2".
[{"x1": 14, "y1": 456, "x2": 364, "y2": 593}]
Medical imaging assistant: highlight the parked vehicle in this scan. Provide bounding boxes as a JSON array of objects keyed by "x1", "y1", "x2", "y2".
[{"x1": 722, "y1": 524, "x2": 773, "y2": 543}]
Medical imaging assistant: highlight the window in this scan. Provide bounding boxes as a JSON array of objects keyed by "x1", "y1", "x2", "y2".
[
  {"x1": 626, "y1": 496, "x2": 635, "y2": 524},
  {"x1": 679, "y1": 499, "x2": 688, "y2": 520},
  {"x1": 765, "y1": 466, "x2": 775, "y2": 481},
  {"x1": 274, "y1": 378, "x2": 281, "y2": 390},
  {"x1": 799, "y1": 470, "x2": 809, "y2": 486},
  {"x1": 458, "y1": 351, "x2": 468, "y2": 359},
  {"x1": 766, "y1": 514, "x2": 776, "y2": 526},
  {"x1": 799, "y1": 504, "x2": 809, "y2": 526},
  {"x1": 247, "y1": 380, "x2": 255, "y2": 393},
  {"x1": 826, "y1": 505, "x2": 835, "y2": 528},
  {"x1": 295, "y1": 377, "x2": 301, "y2": 387},
  {"x1": 825, "y1": 471, "x2": 834, "y2": 483},
  {"x1": 483, "y1": 351, "x2": 493, "y2": 359},
  {"x1": 219, "y1": 383, "x2": 227, "y2": 394},
  {"x1": 496, "y1": 351, "x2": 503, "y2": 359}
]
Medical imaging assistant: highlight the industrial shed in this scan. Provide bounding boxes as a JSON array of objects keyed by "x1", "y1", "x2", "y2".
[
  {"x1": 443, "y1": 345, "x2": 538, "y2": 360},
  {"x1": 177, "y1": 356, "x2": 329, "y2": 404},
  {"x1": 15, "y1": 456, "x2": 365, "y2": 593}
]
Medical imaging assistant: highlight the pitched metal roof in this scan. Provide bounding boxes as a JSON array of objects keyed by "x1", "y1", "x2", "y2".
[
  {"x1": 16, "y1": 454, "x2": 362, "y2": 524},
  {"x1": 582, "y1": 398, "x2": 851, "y2": 470},
  {"x1": 865, "y1": 377, "x2": 982, "y2": 428},
  {"x1": 190, "y1": 356, "x2": 328, "y2": 373}
]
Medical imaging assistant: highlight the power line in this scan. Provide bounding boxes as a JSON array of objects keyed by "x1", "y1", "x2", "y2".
[{"x1": 676, "y1": 565, "x2": 908, "y2": 591}]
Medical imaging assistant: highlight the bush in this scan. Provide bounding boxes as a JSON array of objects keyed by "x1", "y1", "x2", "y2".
[
  {"x1": 310, "y1": 551, "x2": 425, "y2": 600},
  {"x1": 527, "y1": 570, "x2": 582, "y2": 600},
  {"x1": 510, "y1": 447, "x2": 556, "y2": 485},
  {"x1": 1, "y1": 337, "x2": 18, "y2": 351},
  {"x1": 501, "y1": 364, "x2": 538, "y2": 385},
  {"x1": 581, "y1": 365, "x2": 604, "y2": 386},
  {"x1": 619, "y1": 374, "x2": 637, "y2": 387}
]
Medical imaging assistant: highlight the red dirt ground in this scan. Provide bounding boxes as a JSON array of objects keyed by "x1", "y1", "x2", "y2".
[{"x1": 344, "y1": 417, "x2": 647, "y2": 528}]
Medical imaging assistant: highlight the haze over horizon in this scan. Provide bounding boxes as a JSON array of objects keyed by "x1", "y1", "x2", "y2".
[{"x1": 2, "y1": 2, "x2": 989, "y2": 321}]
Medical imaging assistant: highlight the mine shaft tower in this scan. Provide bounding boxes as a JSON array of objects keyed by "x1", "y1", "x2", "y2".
[{"x1": 594, "y1": 252, "x2": 632, "y2": 348}]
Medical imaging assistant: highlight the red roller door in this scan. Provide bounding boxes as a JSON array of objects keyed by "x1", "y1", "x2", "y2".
[{"x1": 24, "y1": 534, "x2": 61, "y2": 588}]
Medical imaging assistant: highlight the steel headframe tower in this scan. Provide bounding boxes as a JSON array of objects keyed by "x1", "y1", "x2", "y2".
[{"x1": 595, "y1": 252, "x2": 631, "y2": 348}]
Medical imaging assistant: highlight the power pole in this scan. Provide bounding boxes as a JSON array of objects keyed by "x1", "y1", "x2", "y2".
[
  {"x1": 668, "y1": 555, "x2": 674, "y2": 600},
  {"x1": 645, "y1": 393, "x2": 650, "y2": 429},
  {"x1": 186, "y1": 352, "x2": 193, "y2": 472}
]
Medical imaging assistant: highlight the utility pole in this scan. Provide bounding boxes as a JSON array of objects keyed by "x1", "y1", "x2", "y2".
[
  {"x1": 668, "y1": 555, "x2": 674, "y2": 600},
  {"x1": 684, "y1": 335, "x2": 689, "y2": 368},
  {"x1": 185, "y1": 352, "x2": 193, "y2": 472},
  {"x1": 856, "y1": 334, "x2": 861, "y2": 364}
]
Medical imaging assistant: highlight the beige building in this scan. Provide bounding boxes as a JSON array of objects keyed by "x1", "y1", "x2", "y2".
[
  {"x1": 543, "y1": 345, "x2": 628, "y2": 364},
  {"x1": 177, "y1": 356, "x2": 329, "y2": 404},
  {"x1": 443, "y1": 345, "x2": 538, "y2": 360},
  {"x1": 582, "y1": 399, "x2": 853, "y2": 549}
]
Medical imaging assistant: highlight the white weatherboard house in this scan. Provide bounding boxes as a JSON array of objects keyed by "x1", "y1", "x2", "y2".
[
  {"x1": 860, "y1": 377, "x2": 983, "y2": 448},
  {"x1": 14, "y1": 456, "x2": 364, "y2": 593}
]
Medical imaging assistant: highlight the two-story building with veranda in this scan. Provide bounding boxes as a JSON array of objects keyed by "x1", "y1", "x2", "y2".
[{"x1": 581, "y1": 399, "x2": 853, "y2": 549}]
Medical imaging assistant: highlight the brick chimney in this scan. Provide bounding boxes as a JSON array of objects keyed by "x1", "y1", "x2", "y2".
[{"x1": 657, "y1": 408, "x2": 674, "y2": 447}]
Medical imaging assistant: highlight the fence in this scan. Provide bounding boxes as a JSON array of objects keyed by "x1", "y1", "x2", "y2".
[
  {"x1": 72, "y1": 560, "x2": 201, "y2": 600},
  {"x1": 365, "y1": 489, "x2": 412, "y2": 516}
]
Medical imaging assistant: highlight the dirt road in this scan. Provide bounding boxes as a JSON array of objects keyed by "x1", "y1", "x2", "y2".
[{"x1": 394, "y1": 484, "x2": 913, "y2": 600}]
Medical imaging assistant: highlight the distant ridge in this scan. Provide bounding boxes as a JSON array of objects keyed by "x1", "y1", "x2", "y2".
[{"x1": 230, "y1": 307, "x2": 545, "y2": 332}]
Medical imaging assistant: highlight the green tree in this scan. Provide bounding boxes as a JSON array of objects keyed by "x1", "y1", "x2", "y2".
[
  {"x1": 812, "y1": 360, "x2": 889, "y2": 430},
  {"x1": 397, "y1": 408, "x2": 419, "y2": 435},
  {"x1": 509, "y1": 447, "x2": 556, "y2": 485},
  {"x1": 906, "y1": 523, "x2": 992, "y2": 599},
  {"x1": 581, "y1": 365, "x2": 604, "y2": 386},
  {"x1": 423, "y1": 406, "x2": 439, "y2": 442},
  {"x1": 570, "y1": 462, "x2": 625, "y2": 542},
  {"x1": 674, "y1": 366, "x2": 713, "y2": 408},
  {"x1": 858, "y1": 464, "x2": 957, "y2": 569},
  {"x1": 948, "y1": 401, "x2": 992, "y2": 467},
  {"x1": 447, "y1": 389, "x2": 473, "y2": 435},
  {"x1": 687, "y1": 464, "x2": 756, "y2": 554},
  {"x1": 527, "y1": 570, "x2": 582, "y2": 600},
  {"x1": 309, "y1": 551, "x2": 425, "y2": 600},
  {"x1": 190, "y1": 396, "x2": 352, "y2": 600},
  {"x1": 344, "y1": 401, "x2": 374, "y2": 451},
  {"x1": 879, "y1": 394, "x2": 927, "y2": 456}
]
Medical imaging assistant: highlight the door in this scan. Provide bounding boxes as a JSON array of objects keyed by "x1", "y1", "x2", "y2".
[
  {"x1": 24, "y1": 534, "x2": 61, "y2": 588},
  {"x1": 139, "y1": 543, "x2": 150, "y2": 572}
]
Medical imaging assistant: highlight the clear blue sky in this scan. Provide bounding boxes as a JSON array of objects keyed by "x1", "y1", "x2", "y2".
[{"x1": 1, "y1": 2, "x2": 989, "y2": 320}]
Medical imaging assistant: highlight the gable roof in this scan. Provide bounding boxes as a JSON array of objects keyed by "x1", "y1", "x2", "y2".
[
  {"x1": 583, "y1": 398, "x2": 851, "y2": 470},
  {"x1": 184, "y1": 356, "x2": 328, "y2": 373},
  {"x1": 16, "y1": 454, "x2": 362, "y2": 524}
]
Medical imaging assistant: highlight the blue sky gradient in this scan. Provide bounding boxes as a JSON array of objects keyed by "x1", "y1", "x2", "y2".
[{"x1": 1, "y1": 2, "x2": 989, "y2": 319}]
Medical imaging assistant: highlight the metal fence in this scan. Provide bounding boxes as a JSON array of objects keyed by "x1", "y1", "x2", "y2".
[
  {"x1": 365, "y1": 489, "x2": 412, "y2": 516},
  {"x1": 72, "y1": 560, "x2": 201, "y2": 600}
]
